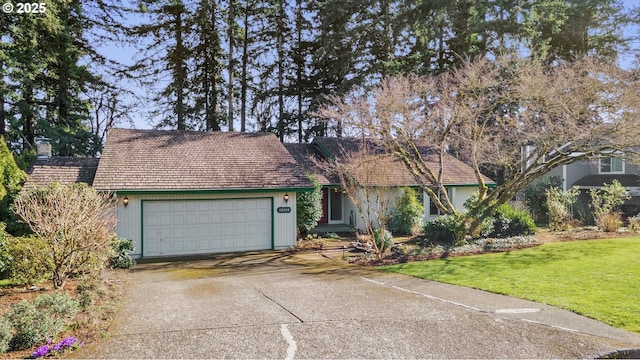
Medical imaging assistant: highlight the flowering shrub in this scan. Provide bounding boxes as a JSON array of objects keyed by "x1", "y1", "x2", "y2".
[{"x1": 31, "y1": 336, "x2": 82, "y2": 358}]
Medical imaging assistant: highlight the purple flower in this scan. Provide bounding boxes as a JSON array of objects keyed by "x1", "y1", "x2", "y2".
[
  {"x1": 61, "y1": 336, "x2": 77, "y2": 347},
  {"x1": 32, "y1": 345, "x2": 50, "y2": 358}
]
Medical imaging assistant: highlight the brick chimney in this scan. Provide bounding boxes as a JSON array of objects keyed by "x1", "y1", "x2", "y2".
[{"x1": 36, "y1": 138, "x2": 52, "y2": 158}]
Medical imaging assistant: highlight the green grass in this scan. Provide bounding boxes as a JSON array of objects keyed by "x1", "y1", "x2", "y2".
[{"x1": 381, "y1": 237, "x2": 640, "y2": 334}]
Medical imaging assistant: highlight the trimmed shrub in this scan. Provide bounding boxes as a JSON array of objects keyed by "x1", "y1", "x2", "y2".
[
  {"x1": 373, "y1": 229, "x2": 394, "y2": 252},
  {"x1": 6, "y1": 292, "x2": 79, "y2": 351},
  {"x1": 108, "y1": 237, "x2": 136, "y2": 269},
  {"x1": 425, "y1": 203, "x2": 535, "y2": 244},
  {"x1": 296, "y1": 176, "x2": 323, "y2": 235},
  {"x1": 390, "y1": 188, "x2": 424, "y2": 235},
  {"x1": 5, "y1": 236, "x2": 53, "y2": 286},
  {"x1": 424, "y1": 214, "x2": 466, "y2": 244},
  {"x1": 0, "y1": 317, "x2": 11, "y2": 353},
  {"x1": 488, "y1": 203, "x2": 537, "y2": 238}
]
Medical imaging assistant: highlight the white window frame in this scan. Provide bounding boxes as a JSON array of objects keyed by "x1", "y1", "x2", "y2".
[{"x1": 599, "y1": 156, "x2": 625, "y2": 174}]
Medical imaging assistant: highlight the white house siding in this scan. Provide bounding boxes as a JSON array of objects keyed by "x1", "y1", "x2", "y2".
[
  {"x1": 340, "y1": 188, "x2": 407, "y2": 231},
  {"x1": 115, "y1": 191, "x2": 296, "y2": 258},
  {"x1": 424, "y1": 186, "x2": 479, "y2": 222}
]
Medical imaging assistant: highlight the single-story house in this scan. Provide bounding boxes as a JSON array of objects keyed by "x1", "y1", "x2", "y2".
[
  {"x1": 27, "y1": 128, "x2": 314, "y2": 258},
  {"x1": 285, "y1": 137, "x2": 495, "y2": 233}
]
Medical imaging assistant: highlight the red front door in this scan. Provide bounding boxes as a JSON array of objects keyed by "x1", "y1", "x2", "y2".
[{"x1": 319, "y1": 188, "x2": 328, "y2": 223}]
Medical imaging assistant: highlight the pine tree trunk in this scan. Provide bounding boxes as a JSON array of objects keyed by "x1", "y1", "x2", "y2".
[
  {"x1": 228, "y1": 0, "x2": 235, "y2": 132},
  {"x1": 240, "y1": 2, "x2": 249, "y2": 133}
]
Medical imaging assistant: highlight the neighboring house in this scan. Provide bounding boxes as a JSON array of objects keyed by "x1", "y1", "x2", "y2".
[
  {"x1": 542, "y1": 157, "x2": 640, "y2": 218},
  {"x1": 27, "y1": 128, "x2": 313, "y2": 258},
  {"x1": 285, "y1": 137, "x2": 495, "y2": 233},
  {"x1": 521, "y1": 143, "x2": 640, "y2": 218}
]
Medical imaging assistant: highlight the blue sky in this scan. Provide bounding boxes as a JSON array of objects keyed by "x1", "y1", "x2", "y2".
[{"x1": 97, "y1": 1, "x2": 640, "y2": 131}]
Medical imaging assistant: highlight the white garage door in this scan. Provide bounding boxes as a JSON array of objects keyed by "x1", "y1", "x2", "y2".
[{"x1": 143, "y1": 199, "x2": 272, "y2": 257}]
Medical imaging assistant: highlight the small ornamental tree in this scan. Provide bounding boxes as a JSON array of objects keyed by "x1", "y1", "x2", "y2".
[
  {"x1": 318, "y1": 143, "x2": 396, "y2": 256},
  {"x1": 13, "y1": 182, "x2": 117, "y2": 288},
  {"x1": 546, "y1": 186, "x2": 579, "y2": 231},
  {"x1": 296, "y1": 176, "x2": 323, "y2": 236},
  {"x1": 589, "y1": 180, "x2": 630, "y2": 231},
  {"x1": 523, "y1": 176, "x2": 563, "y2": 224}
]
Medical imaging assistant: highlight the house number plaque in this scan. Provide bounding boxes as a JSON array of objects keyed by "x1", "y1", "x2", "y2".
[{"x1": 277, "y1": 206, "x2": 292, "y2": 213}]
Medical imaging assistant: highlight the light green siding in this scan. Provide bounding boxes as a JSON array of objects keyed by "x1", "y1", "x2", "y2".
[{"x1": 115, "y1": 191, "x2": 297, "y2": 258}]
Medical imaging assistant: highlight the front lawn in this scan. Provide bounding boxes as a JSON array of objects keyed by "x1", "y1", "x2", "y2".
[{"x1": 381, "y1": 237, "x2": 640, "y2": 334}]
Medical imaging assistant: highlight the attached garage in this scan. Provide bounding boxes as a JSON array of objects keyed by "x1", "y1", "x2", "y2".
[
  {"x1": 142, "y1": 199, "x2": 272, "y2": 257},
  {"x1": 90, "y1": 128, "x2": 314, "y2": 259}
]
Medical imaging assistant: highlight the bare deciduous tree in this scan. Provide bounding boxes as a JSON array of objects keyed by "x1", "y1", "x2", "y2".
[
  {"x1": 316, "y1": 55, "x2": 640, "y2": 241},
  {"x1": 13, "y1": 182, "x2": 117, "y2": 288},
  {"x1": 317, "y1": 141, "x2": 398, "y2": 256}
]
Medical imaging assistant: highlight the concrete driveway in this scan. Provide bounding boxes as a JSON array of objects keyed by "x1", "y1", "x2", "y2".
[{"x1": 77, "y1": 250, "x2": 640, "y2": 359}]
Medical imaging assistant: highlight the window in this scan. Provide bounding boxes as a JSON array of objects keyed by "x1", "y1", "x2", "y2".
[
  {"x1": 428, "y1": 189, "x2": 451, "y2": 216},
  {"x1": 599, "y1": 157, "x2": 624, "y2": 174}
]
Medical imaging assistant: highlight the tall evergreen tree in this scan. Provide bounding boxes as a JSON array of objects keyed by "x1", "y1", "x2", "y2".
[
  {"x1": 129, "y1": 0, "x2": 192, "y2": 130},
  {"x1": 191, "y1": 0, "x2": 225, "y2": 131}
]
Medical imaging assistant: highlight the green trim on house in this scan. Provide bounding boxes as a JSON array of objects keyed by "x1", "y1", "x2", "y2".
[
  {"x1": 270, "y1": 197, "x2": 275, "y2": 250},
  {"x1": 140, "y1": 201, "x2": 144, "y2": 258},
  {"x1": 109, "y1": 187, "x2": 314, "y2": 195},
  {"x1": 446, "y1": 183, "x2": 497, "y2": 188}
]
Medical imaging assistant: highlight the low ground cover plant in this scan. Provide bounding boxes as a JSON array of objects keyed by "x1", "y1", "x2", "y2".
[
  {"x1": 1, "y1": 292, "x2": 79, "y2": 352},
  {"x1": 382, "y1": 237, "x2": 640, "y2": 334}
]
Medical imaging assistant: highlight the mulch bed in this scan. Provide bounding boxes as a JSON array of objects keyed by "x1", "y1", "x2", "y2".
[
  {"x1": 349, "y1": 243, "x2": 541, "y2": 266},
  {"x1": 347, "y1": 228, "x2": 639, "y2": 266}
]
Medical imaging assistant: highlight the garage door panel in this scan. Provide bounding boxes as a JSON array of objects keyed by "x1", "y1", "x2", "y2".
[
  {"x1": 223, "y1": 212, "x2": 234, "y2": 223},
  {"x1": 186, "y1": 241, "x2": 198, "y2": 251},
  {"x1": 186, "y1": 227, "x2": 198, "y2": 238},
  {"x1": 143, "y1": 199, "x2": 272, "y2": 257}
]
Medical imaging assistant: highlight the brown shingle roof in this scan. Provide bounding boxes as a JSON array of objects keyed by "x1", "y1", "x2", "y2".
[
  {"x1": 312, "y1": 137, "x2": 494, "y2": 186},
  {"x1": 283, "y1": 143, "x2": 332, "y2": 185},
  {"x1": 92, "y1": 128, "x2": 313, "y2": 191},
  {"x1": 25, "y1": 157, "x2": 99, "y2": 187}
]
